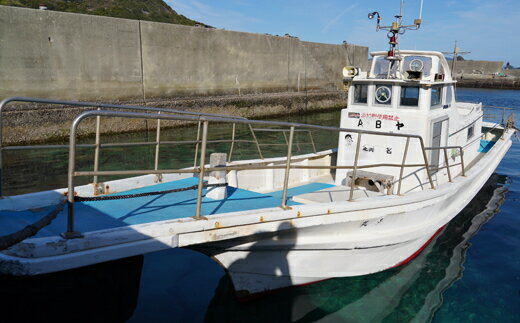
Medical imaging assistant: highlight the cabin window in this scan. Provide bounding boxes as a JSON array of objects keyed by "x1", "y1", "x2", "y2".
[
  {"x1": 431, "y1": 87, "x2": 442, "y2": 108},
  {"x1": 374, "y1": 85, "x2": 392, "y2": 106},
  {"x1": 403, "y1": 56, "x2": 432, "y2": 78},
  {"x1": 400, "y1": 86, "x2": 420, "y2": 107},
  {"x1": 353, "y1": 84, "x2": 368, "y2": 104},
  {"x1": 371, "y1": 57, "x2": 399, "y2": 79},
  {"x1": 467, "y1": 124, "x2": 474, "y2": 140}
]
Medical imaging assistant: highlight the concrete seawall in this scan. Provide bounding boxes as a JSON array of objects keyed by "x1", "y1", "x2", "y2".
[
  {"x1": 0, "y1": 5, "x2": 367, "y2": 100},
  {"x1": 452, "y1": 60, "x2": 503, "y2": 76},
  {"x1": 0, "y1": 5, "x2": 367, "y2": 143},
  {"x1": 450, "y1": 60, "x2": 520, "y2": 90}
]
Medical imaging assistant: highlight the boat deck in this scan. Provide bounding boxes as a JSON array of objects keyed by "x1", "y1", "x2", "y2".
[{"x1": 0, "y1": 177, "x2": 334, "y2": 239}]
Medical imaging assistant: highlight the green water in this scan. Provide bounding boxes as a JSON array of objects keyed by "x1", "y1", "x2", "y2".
[{"x1": 2, "y1": 110, "x2": 341, "y2": 196}]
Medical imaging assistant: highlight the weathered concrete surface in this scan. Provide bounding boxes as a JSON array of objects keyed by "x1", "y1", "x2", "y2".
[
  {"x1": 0, "y1": 5, "x2": 367, "y2": 101},
  {"x1": 505, "y1": 69, "x2": 520, "y2": 77},
  {"x1": 0, "y1": 6, "x2": 143, "y2": 100},
  {"x1": 1, "y1": 91, "x2": 347, "y2": 144},
  {"x1": 450, "y1": 60, "x2": 520, "y2": 89},
  {"x1": 0, "y1": 5, "x2": 368, "y2": 144},
  {"x1": 139, "y1": 22, "x2": 367, "y2": 97},
  {"x1": 452, "y1": 60, "x2": 503, "y2": 76},
  {"x1": 456, "y1": 76, "x2": 520, "y2": 90}
]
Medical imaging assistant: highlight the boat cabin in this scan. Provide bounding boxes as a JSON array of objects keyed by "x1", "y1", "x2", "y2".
[{"x1": 336, "y1": 50, "x2": 484, "y2": 193}]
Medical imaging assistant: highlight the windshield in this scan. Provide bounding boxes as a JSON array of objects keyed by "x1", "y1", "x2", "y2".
[{"x1": 370, "y1": 56, "x2": 399, "y2": 79}]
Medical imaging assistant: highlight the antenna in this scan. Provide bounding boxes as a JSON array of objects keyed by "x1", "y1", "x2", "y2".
[
  {"x1": 442, "y1": 41, "x2": 471, "y2": 78},
  {"x1": 368, "y1": 0, "x2": 424, "y2": 60}
]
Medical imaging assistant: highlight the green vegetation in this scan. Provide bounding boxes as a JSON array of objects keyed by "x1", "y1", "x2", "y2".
[{"x1": 0, "y1": 0, "x2": 210, "y2": 27}]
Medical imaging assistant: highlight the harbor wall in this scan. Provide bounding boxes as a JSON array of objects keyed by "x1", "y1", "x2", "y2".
[
  {"x1": 452, "y1": 60, "x2": 520, "y2": 90},
  {"x1": 452, "y1": 60, "x2": 503, "y2": 76},
  {"x1": 0, "y1": 5, "x2": 368, "y2": 143},
  {"x1": 0, "y1": 5, "x2": 368, "y2": 101}
]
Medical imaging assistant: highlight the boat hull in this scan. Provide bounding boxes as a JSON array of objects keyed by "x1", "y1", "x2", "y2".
[
  {"x1": 195, "y1": 133, "x2": 513, "y2": 296},
  {"x1": 203, "y1": 228, "x2": 440, "y2": 296}
]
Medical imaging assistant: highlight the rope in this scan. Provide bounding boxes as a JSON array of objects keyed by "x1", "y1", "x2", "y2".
[
  {"x1": 74, "y1": 182, "x2": 228, "y2": 202},
  {"x1": 0, "y1": 183, "x2": 227, "y2": 250},
  {"x1": 0, "y1": 199, "x2": 66, "y2": 251}
]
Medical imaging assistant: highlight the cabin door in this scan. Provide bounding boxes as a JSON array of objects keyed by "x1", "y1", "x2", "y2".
[{"x1": 430, "y1": 119, "x2": 448, "y2": 173}]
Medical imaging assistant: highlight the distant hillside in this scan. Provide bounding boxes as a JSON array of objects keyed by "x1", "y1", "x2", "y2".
[{"x1": 0, "y1": 0, "x2": 210, "y2": 27}]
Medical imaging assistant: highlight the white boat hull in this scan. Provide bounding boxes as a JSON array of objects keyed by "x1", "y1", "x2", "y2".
[
  {"x1": 195, "y1": 133, "x2": 512, "y2": 296},
  {"x1": 205, "y1": 228, "x2": 439, "y2": 296}
]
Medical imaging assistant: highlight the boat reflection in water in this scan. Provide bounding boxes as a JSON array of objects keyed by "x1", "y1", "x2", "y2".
[
  {"x1": 0, "y1": 174, "x2": 508, "y2": 322},
  {"x1": 204, "y1": 173, "x2": 509, "y2": 322}
]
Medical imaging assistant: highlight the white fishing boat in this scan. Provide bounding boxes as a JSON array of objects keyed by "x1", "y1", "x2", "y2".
[{"x1": 0, "y1": 2, "x2": 515, "y2": 298}]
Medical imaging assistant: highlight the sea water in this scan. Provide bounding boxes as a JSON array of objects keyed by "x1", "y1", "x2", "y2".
[{"x1": 0, "y1": 88, "x2": 518, "y2": 322}]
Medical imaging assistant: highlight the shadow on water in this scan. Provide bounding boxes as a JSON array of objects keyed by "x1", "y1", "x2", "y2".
[
  {"x1": 204, "y1": 222, "x2": 297, "y2": 322},
  {"x1": 202, "y1": 173, "x2": 509, "y2": 323},
  {"x1": 0, "y1": 255, "x2": 143, "y2": 322}
]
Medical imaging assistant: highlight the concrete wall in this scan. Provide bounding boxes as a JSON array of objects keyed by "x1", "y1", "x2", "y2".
[
  {"x1": 505, "y1": 69, "x2": 520, "y2": 77},
  {"x1": 0, "y1": 5, "x2": 368, "y2": 101},
  {"x1": 0, "y1": 6, "x2": 143, "y2": 100},
  {"x1": 453, "y1": 60, "x2": 503, "y2": 76}
]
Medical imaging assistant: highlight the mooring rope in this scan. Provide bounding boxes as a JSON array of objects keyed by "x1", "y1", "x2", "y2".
[
  {"x1": 74, "y1": 182, "x2": 227, "y2": 202},
  {"x1": 0, "y1": 199, "x2": 66, "y2": 251},
  {"x1": 0, "y1": 182, "x2": 227, "y2": 250}
]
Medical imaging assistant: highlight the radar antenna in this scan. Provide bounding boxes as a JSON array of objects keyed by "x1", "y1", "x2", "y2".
[{"x1": 368, "y1": 0, "x2": 424, "y2": 60}]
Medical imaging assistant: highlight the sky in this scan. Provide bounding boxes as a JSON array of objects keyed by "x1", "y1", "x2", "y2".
[{"x1": 166, "y1": 0, "x2": 519, "y2": 66}]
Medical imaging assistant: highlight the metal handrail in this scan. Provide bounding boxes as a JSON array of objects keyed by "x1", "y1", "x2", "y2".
[
  {"x1": 2, "y1": 98, "x2": 510, "y2": 239},
  {"x1": 0, "y1": 97, "x2": 257, "y2": 195},
  {"x1": 424, "y1": 146, "x2": 465, "y2": 178},
  {"x1": 482, "y1": 105, "x2": 514, "y2": 125},
  {"x1": 252, "y1": 128, "x2": 318, "y2": 154},
  {"x1": 0, "y1": 97, "x2": 471, "y2": 238},
  {"x1": 62, "y1": 109, "x2": 440, "y2": 237}
]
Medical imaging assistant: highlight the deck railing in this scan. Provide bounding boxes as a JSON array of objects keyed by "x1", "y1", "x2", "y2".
[
  {"x1": 0, "y1": 97, "x2": 480, "y2": 239},
  {"x1": 0, "y1": 97, "x2": 259, "y2": 195},
  {"x1": 61, "y1": 109, "x2": 444, "y2": 237},
  {"x1": 0, "y1": 97, "x2": 320, "y2": 195},
  {"x1": 482, "y1": 105, "x2": 514, "y2": 125}
]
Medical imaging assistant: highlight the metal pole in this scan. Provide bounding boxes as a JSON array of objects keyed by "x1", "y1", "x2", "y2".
[
  {"x1": 154, "y1": 112, "x2": 162, "y2": 182},
  {"x1": 248, "y1": 124, "x2": 264, "y2": 159},
  {"x1": 419, "y1": 138, "x2": 435, "y2": 189},
  {"x1": 0, "y1": 146, "x2": 2, "y2": 197},
  {"x1": 195, "y1": 121, "x2": 209, "y2": 219},
  {"x1": 443, "y1": 148, "x2": 452, "y2": 182},
  {"x1": 281, "y1": 126, "x2": 295, "y2": 209},
  {"x1": 228, "y1": 123, "x2": 236, "y2": 162},
  {"x1": 282, "y1": 131, "x2": 288, "y2": 145},
  {"x1": 459, "y1": 148, "x2": 466, "y2": 177},
  {"x1": 397, "y1": 137, "x2": 410, "y2": 195},
  {"x1": 193, "y1": 120, "x2": 202, "y2": 168},
  {"x1": 63, "y1": 120, "x2": 83, "y2": 239},
  {"x1": 93, "y1": 109, "x2": 101, "y2": 185},
  {"x1": 349, "y1": 133, "x2": 362, "y2": 201},
  {"x1": 0, "y1": 99, "x2": 6, "y2": 197},
  {"x1": 308, "y1": 131, "x2": 317, "y2": 154}
]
